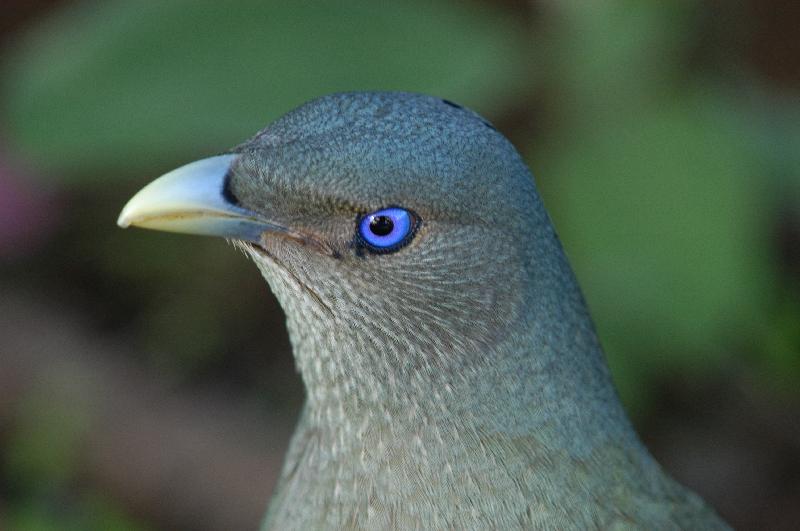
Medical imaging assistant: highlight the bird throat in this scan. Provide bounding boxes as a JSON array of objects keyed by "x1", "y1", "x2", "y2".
[
  {"x1": 245, "y1": 241, "x2": 642, "y2": 456},
  {"x1": 254, "y1": 250, "x2": 674, "y2": 528}
]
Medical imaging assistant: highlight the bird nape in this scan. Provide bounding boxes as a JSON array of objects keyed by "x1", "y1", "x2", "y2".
[{"x1": 118, "y1": 92, "x2": 729, "y2": 530}]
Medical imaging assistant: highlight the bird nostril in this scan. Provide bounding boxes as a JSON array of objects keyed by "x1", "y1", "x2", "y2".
[{"x1": 221, "y1": 170, "x2": 241, "y2": 207}]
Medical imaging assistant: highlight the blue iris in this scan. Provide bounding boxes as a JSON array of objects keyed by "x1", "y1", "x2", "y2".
[{"x1": 358, "y1": 207, "x2": 415, "y2": 252}]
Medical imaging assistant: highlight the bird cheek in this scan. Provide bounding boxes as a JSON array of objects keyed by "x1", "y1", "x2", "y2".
[{"x1": 259, "y1": 228, "x2": 341, "y2": 259}]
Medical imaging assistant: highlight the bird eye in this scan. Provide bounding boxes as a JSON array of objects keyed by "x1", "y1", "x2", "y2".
[{"x1": 357, "y1": 207, "x2": 417, "y2": 253}]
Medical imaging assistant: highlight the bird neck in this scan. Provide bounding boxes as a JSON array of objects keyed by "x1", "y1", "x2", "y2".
[
  {"x1": 279, "y1": 282, "x2": 641, "y2": 462},
  {"x1": 251, "y1": 238, "x2": 643, "y2": 459},
  {"x1": 257, "y1": 251, "x2": 721, "y2": 531}
]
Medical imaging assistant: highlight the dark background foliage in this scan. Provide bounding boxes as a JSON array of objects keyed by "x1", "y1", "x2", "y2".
[{"x1": 1, "y1": 1, "x2": 798, "y2": 530}]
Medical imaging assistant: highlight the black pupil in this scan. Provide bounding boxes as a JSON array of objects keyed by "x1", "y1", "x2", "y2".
[{"x1": 369, "y1": 215, "x2": 394, "y2": 236}]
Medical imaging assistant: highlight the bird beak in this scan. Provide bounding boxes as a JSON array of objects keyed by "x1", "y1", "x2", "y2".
[{"x1": 117, "y1": 154, "x2": 280, "y2": 243}]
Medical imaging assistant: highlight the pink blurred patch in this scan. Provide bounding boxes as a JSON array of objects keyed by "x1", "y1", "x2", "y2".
[{"x1": 0, "y1": 147, "x2": 60, "y2": 259}]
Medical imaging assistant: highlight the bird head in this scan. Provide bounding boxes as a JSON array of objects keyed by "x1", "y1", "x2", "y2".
[{"x1": 119, "y1": 92, "x2": 589, "y2": 408}]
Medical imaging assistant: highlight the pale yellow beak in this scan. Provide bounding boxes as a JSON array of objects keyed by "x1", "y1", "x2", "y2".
[{"x1": 118, "y1": 154, "x2": 280, "y2": 242}]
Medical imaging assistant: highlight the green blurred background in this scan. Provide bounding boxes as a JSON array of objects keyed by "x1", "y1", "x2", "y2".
[{"x1": 1, "y1": 1, "x2": 798, "y2": 530}]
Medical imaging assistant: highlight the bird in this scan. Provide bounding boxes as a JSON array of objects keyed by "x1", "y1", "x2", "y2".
[{"x1": 117, "y1": 92, "x2": 729, "y2": 530}]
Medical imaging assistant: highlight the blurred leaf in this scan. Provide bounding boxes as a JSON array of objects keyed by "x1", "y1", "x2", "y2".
[
  {"x1": 1, "y1": 0, "x2": 528, "y2": 178},
  {"x1": 759, "y1": 297, "x2": 800, "y2": 392},
  {"x1": 9, "y1": 495, "x2": 150, "y2": 531},
  {"x1": 536, "y1": 0, "x2": 698, "y2": 126},
  {"x1": 535, "y1": 91, "x2": 771, "y2": 407},
  {"x1": 5, "y1": 383, "x2": 90, "y2": 491},
  {"x1": 79, "y1": 494, "x2": 152, "y2": 531}
]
